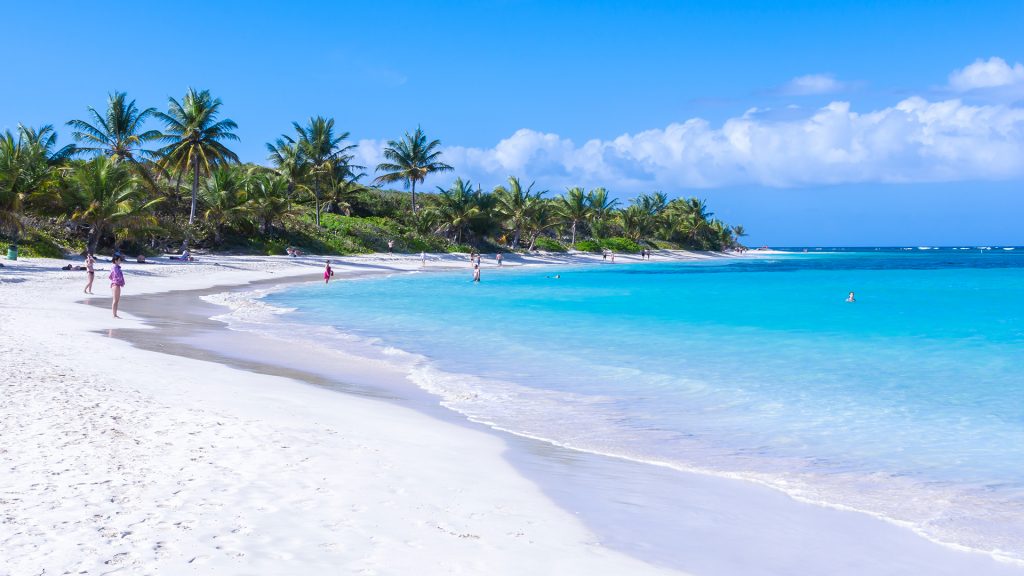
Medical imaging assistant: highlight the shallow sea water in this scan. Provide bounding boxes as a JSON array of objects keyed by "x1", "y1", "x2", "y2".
[{"x1": 259, "y1": 248, "x2": 1024, "y2": 560}]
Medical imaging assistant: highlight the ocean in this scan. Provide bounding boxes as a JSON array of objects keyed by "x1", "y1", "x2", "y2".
[{"x1": 236, "y1": 248, "x2": 1024, "y2": 561}]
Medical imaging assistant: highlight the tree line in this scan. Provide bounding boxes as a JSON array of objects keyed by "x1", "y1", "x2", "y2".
[{"x1": 1, "y1": 89, "x2": 747, "y2": 256}]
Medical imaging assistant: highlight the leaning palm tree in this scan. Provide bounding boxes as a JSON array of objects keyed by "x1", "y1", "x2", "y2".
[
  {"x1": 493, "y1": 176, "x2": 546, "y2": 249},
  {"x1": 155, "y1": 88, "x2": 240, "y2": 225},
  {"x1": 66, "y1": 156, "x2": 163, "y2": 254},
  {"x1": 373, "y1": 126, "x2": 452, "y2": 213},
  {"x1": 556, "y1": 186, "x2": 591, "y2": 246},
  {"x1": 67, "y1": 91, "x2": 160, "y2": 166},
  {"x1": 290, "y1": 116, "x2": 359, "y2": 227}
]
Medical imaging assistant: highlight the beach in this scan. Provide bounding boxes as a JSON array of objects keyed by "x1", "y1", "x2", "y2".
[{"x1": 2, "y1": 251, "x2": 1022, "y2": 576}]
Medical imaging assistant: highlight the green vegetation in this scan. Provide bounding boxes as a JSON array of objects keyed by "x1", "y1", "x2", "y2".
[{"x1": 0, "y1": 89, "x2": 747, "y2": 258}]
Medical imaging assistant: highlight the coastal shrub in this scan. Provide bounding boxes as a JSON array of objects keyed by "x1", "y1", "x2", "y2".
[
  {"x1": 447, "y1": 243, "x2": 474, "y2": 253},
  {"x1": 1, "y1": 227, "x2": 74, "y2": 258},
  {"x1": 532, "y1": 237, "x2": 567, "y2": 252},
  {"x1": 600, "y1": 237, "x2": 642, "y2": 253},
  {"x1": 573, "y1": 239, "x2": 603, "y2": 253},
  {"x1": 646, "y1": 239, "x2": 680, "y2": 250}
]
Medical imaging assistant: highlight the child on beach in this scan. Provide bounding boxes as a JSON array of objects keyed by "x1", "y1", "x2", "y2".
[
  {"x1": 324, "y1": 260, "x2": 334, "y2": 284},
  {"x1": 109, "y1": 255, "x2": 125, "y2": 318},
  {"x1": 84, "y1": 253, "x2": 95, "y2": 294}
]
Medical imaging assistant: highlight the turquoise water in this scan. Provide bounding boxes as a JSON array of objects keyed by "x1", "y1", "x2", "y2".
[{"x1": 263, "y1": 249, "x2": 1024, "y2": 560}]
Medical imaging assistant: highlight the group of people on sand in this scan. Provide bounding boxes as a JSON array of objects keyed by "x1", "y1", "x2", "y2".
[{"x1": 72, "y1": 248, "x2": 196, "y2": 318}]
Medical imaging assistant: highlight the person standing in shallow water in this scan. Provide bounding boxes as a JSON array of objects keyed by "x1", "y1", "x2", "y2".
[
  {"x1": 324, "y1": 260, "x2": 334, "y2": 284},
  {"x1": 472, "y1": 263, "x2": 481, "y2": 283},
  {"x1": 109, "y1": 255, "x2": 125, "y2": 318},
  {"x1": 83, "y1": 252, "x2": 95, "y2": 294}
]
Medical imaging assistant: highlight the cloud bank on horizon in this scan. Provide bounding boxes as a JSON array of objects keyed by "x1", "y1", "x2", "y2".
[{"x1": 355, "y1": 59, "x2": 1024, "y2": 194}]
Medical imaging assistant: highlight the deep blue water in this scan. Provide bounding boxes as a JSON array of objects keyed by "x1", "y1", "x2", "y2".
[{"x1": 262, "y1": 248, "x2": 1024, "y2": 559}]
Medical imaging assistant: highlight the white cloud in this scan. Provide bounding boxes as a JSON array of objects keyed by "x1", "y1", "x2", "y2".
[
  {"x1": 356, "y1": 61, "x2": 1024, "y2": 193},
  {"x1": 948, "y1": 57, "x2": 1024, "y2": 91},
  {"x1": 779, "y1": 74, "x2": 846, "y2": 96}
]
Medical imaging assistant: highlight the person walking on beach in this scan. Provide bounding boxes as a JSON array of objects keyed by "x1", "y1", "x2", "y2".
[
  {"x1": 421, "y1": 251, "x2": 426, "y2": 267},
  {"x1": 83, "y1": 252, "x2": 95, "y2": 294},
  {"x1": 324, "y1": 260, "x2": 334, "y2": 284},
  {"x1": 472, "y1": 263, "x2": 481, "y2": 283},
  {"x1": 387, "y1": 240, "x2": 394, "y2": 255},
  {"x1": 109, "y1": 255, "x2": 125, "y2": 318},
  {"x1": 496, "y1": 252, "x2": 503, "y2": 267}
]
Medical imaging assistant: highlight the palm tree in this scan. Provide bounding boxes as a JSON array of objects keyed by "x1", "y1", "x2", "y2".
[
  {"x1": 18, "y1": 125, "x2": 76, "y2": 165},
  {"x1": 155, "y1": 88, "x2": 240, "y2": 225},
  {"x1": 266, "y1": 136, "x2": 309, "y2": 205},
  {"x1": 66, "y1": 156, "x2": 163, "y2": 254},
  {"x1": 619, "y1": 204, "x2": 655, "y2": 241},
  {"x1": 245, "y1": 172, "x2": 299, "y2": 235},
  {"x1": 586, "y1": 187, "x2": 619, "y2": 238},
  {"x1": 0, "y1": 126, "x2": 66, "y2": 243},
  {"x1": 322, "y1": 177, "x2": 364, "y2": 216},
  {"x1": 200, "y1": 166, "x2": 249, "y2": 244},
  {"x1": 0, "y1": 132, "x2": 26, "y2": 240},
  {"x1": 67, "y1": 91, "x2": 160, "y2": 166},
  {"x1": 290, "y1": 116, "x2": 359, "y2": 227},
  {"x1": 373, "y1": 126, "x2": 452, "y2": 213},
  {"x1": 435, "y1": 178, "x2": 481, "y2": 243},
  {"x1": 493, "y1": 176, "x2": 546, "y2": 249},
  {"x1": 524, "y1": 199, "x2": 556, "y2": 251},
  {"x1": 556, "y1": 186, "x2": 591, "y2": 246},
  {"x1": 731, "y1": 224, "x2": 748, "y2": 249}
]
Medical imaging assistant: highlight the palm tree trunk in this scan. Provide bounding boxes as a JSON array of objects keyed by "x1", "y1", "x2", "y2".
[
  {"x1": 87, "y1": 227, "x2": 100, "y2": 255},
  {"x1": 411, "y1": 180, "x2": 418, "y2": 214},
  {"x1": 314, "y1": 179, "x2": 321, "y2": 227},
  {"x1": 189, "y1": 159, "x2": 199, "y2": 225},
  {"x1": 571, "y1": 221, "x2": 577, "y2": 246}
]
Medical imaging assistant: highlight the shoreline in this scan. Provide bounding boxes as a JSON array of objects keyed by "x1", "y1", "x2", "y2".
[
  {"x1": 171, "y1": 259, "x2": 1024, "y2": 574},
  {"x1": 2, "y1": 251, "x2": 1021, "y2": 575}
]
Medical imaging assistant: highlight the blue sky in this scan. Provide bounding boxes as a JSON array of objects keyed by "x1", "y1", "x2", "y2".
[{"x1": 3, "y1": 0, "x2": 1023, "y2": 246}]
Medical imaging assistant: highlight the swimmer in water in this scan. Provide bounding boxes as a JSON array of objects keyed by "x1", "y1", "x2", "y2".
[{"x1": 846, "y1": 291, "x2": 855, "y2": 302}]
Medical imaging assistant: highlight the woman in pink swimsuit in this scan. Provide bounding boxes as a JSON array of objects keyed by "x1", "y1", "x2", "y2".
[{"x1": 324, "y1": 260, "x2": 334, "y2": 284}]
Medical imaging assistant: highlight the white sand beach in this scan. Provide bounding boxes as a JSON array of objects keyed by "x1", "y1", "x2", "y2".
[
  {"x1": 0, "y1": 251, "x2": 696, "y2": 575},
  {"x1": 2, "y1": 250, "x2": 1022, "y2": 575}
]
